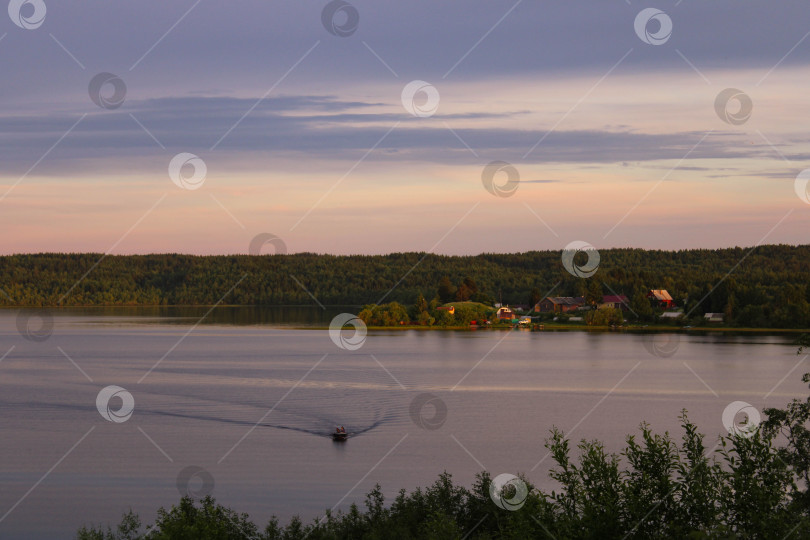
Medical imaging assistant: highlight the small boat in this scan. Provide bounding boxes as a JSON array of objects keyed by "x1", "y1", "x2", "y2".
[{"x1": 332, "y1": 427, "x2": 348, "y2": 441}]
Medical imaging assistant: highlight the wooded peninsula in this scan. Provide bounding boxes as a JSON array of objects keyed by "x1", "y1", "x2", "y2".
[{"x1": 1, "y1": 244, "x2": 809, "y2": 329}]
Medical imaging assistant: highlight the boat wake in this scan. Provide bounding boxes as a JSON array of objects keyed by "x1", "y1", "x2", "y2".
[{"x1": 137, "y1": 405, "x2": 398, "y2": 439}]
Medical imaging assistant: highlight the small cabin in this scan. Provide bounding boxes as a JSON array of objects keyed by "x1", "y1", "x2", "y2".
[
  {"x1": 598, "y1": 295, "x2": 630, "y2": 311},
  {"x1": 496, "y1": 306, "x2": 516, "y2": 320},
  {"x1": 704, "y1": 312, "x2": 724, "y2": 323}
]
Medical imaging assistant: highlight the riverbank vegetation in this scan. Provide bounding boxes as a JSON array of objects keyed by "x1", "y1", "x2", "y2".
[
  {"x1": 357, "y1": 299, "x2": 494, "y2": 327},
  {"x1": 3, "y1": 245, "x2": 809, "y2": 328},
  {"x1": 77, "y1": 346, "x2": 810, "y2": 538}
]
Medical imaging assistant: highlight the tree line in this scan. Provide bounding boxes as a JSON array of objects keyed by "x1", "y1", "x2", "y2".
[{"x1": 1, "y1": 244, "x2": 809, "y2": 327}]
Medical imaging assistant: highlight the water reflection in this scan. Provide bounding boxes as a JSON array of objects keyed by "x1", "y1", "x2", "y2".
[{"x1": 47, "y1": 305, "x2": 360, "y2": 327}]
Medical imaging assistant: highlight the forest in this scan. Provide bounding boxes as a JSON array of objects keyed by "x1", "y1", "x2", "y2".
[{"x1": 1, "y1": 244, "x2": 809, "y2": 328}]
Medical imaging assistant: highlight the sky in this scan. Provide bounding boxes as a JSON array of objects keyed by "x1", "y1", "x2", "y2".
[{"x1": 1, "y1": 0, "x2": 809, "y2": 255}]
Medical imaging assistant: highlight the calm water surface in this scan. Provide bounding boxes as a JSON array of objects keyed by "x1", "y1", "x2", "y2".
[{"x1": 0, "y1": 309, "x2": 806, "y2": 539}]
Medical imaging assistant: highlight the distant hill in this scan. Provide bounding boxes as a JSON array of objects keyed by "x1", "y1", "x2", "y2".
[{"x1": 1, "y1": 245, "x2": 809, "y2": 327}]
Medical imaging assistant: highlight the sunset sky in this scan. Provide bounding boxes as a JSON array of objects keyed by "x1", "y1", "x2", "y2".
[{"x1": 1, "y1": 0, "x2": 809, "y2": 255}]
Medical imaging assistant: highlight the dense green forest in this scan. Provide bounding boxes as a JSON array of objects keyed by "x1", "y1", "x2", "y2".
[
  {"x1": 2, "y1": 244, "x2": 810, "y2": 327},
  {"x1": 76, "y1": 360, "x2": 810, "y2": 539}
]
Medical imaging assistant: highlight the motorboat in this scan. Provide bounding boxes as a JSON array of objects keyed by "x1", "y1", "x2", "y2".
[{"x1": 332, "y1": 427, "x2": 348, "y2": 441}]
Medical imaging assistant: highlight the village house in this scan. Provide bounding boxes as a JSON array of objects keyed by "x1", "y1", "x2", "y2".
[
  {"x1": 598, "y1": 294, "x2": 630, "y2": 311},
  {"x1": 704, "y1": 312, "x2": 724, "y2": 323},
  {"x1": 496, "y1": 306, "x2": 516, "y2": 320},
  {"x1": 647, "y1": 289, "x2": 674, "y2": 309},
  {"x1": 535, "y1": 296, "x2": 585, "y2": 313},
  {"x1": 436, "y1": 306, "x2": 455, "y2": 314}
]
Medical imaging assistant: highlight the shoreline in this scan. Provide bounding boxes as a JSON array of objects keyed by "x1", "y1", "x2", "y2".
[
  {"x1": 301, "y1": 324, "x2": 809, "y2": 334},
  {"x1": 2, "y1": 306, "x2": 806, "y2": 333}
]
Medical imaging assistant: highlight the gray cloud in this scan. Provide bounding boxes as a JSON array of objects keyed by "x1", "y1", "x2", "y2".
[
  {"x1": 0, "y1": 94, "x2": 770, "y2": 177},
  {"x1": 4, "y1": 1, "x2": 810, "y2": 104},
  {"x1": 3, "y1": 1, "x2": 807, "y2": 183}
]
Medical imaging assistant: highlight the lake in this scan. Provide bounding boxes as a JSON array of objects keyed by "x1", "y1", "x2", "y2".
[{"x1": 0, "y1": 308, "x2": 806, "y2": 539}]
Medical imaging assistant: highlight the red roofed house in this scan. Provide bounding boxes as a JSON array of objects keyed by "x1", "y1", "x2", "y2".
[{"x1": 647, "y1": 289, "x2": 674, "y2": 309}]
